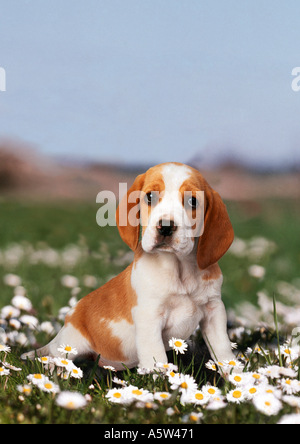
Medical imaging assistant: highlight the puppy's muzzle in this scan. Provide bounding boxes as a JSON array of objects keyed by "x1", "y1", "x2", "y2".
[{"x1": 156, "y1": 219, "x2": 177, "y2": 237}]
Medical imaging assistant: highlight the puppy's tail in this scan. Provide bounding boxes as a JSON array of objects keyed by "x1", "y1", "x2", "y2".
[{"x1": 21, "y1": 344, "x2": 50, "y2": 361}]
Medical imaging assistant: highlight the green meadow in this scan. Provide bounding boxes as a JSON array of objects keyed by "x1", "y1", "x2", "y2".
[{"x1": 0, "y1": 196, "x2": 300, "y2": 424}]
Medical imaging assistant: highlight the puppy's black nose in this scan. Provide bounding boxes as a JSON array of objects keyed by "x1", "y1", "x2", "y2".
[{"x1": 156, "y1": 219, "x2": 177, "y2": 237}]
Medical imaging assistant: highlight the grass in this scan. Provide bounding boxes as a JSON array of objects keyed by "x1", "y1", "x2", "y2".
[{"x1": 0, "y1": 196, "x2": 300, "y2": 424}]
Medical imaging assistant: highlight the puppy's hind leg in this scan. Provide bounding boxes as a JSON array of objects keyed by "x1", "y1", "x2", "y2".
[{"x1": 21, "y1": 323, "x2": 93, "y2": 362}]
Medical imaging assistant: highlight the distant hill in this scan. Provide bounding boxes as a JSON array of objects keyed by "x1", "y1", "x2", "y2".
[{"x1": 0, "y1": 139, "x2": 299, "y2": 201}]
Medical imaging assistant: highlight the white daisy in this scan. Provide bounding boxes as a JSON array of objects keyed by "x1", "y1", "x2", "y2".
[
  {"x1": 226, "y1": 388, "x2": 247, "y2": 404},
  {"x1": 202, "y1": 384, "x2": 222, "y2": 399},
  {"x1": 229, "y1": 372, "x2": 248, "y2": 386},
  {"x1": 61, "y1": 275, "x2": 79, "y2": 288},
  {"x1": 258, "y1": 365, "x2": 281, "y2": 379},
  {"x1": 53, "y1": 357, "x2": 75, "y2": 371},
  {"x1": 38, "y1": 379, "x2": 60, "y2": 393},
  {"x1": 278, "y1": 344, "x2": 299, "y2": 362},
  {"x1": 170, "y1": 373, "x2": 198, "y2": 394},
  {"x1": 57, "y1": 344, "x2": 78, "y2": 356},
  {"x1": 248, "y1": 264, "x2": 266, "y2": 278},
  {"x1": 253, "y1": 393, "x2": 282, "y2": 416},
  {"x1": 154, "y1": 362, "x2": 178, "y2": 372},
  {"x1": 260, "y1": 384, "x2": 282, "y2": 399},
  {"x1": 251, "y1": 344, "x2": 269, "y2": 356},
  {"x1": 124, "y1": 385, "x2": 154, "y2": 402},
  {"x1": 245, "y1": 371, "x2": 267, "y2": 385},
  {"x1": 40, "y1": 321, "x2": 55, "y2": 335},
  {"x1": 167, "y1": 370, "x2": 179, "y2": 384},
  {"x1": 0, "y1": 366, "x2": 10, "y2": 376},
  {"x1": 168, "y1": 337, "x2": 188, "y2": 354},
  {"x1": 27, "y1": 373, "x2": 46, "y2": 385},
  {"x1": 68, "y1": 366, "x2": 83, "y2": 379},
  {"x1": 182, "y1": 412, "x2": 203, "y2": 423},
  {"x1": 0, "y1": 344, "x2": 11, "y2": 353},
  {"x1": 153, "y1": 392, "x2": 172, "y2": 402},
  {"x1": 1, "y1": 361, "x2": 22, "y2": 372},
  {"x1": 278, "y1": 414, "x2": 300, "y2": 424},
  {"x1": 3, "y1": 273, "x2": 22, "y2": 287},
  {"x1": 282, "y1": 395, "x2": 300, "y2": 408},
  {"x1": 205, "y1": 360, "x2": 218, "y2": 372},
  {"x1": 105, "y1": 387, "x2": 132, "y2": 404},
  {"x1": 223, "y1": 358, "x2": 244, "y2": 371},
  {"x1": 37, "y1": 356, "x2": 53, "y2": 367},
  {"x1": 103, "y1": 365, "x2": 116, "y2": 371},
  {"x1": 112, "y1": 377, "x2": 128, "y2": 386},
  {"x1": 244, "y1": 384, "x2": 261, "y2": 400},
  {"x1": 9, "y1": 319, "x2": 21, "y2": 330},
  {"x1": 11, "y1": 295, "x2": 32, "y2": 312},
  {"x1": 19, "y1": 315, "x2": 39, "y2": 330},
  {"x1": 17, "y1": 385, "x2": 32, "y2": 396},
  {"x1": 1, "y1": 305, "x2": 20, "y2": 319},
  {"x1": 279, "y1": 366, "x2": 298, "y2": 378},
  {"x1": 189, "y1": 390, "x2": 210, "y2": 406},
  {"x1": 206, "y1": 398, "x2": 227, "y2": 410},
  {"x1": 280, "y1": 378, "x2": 300, "y2": 395},
  {"x1": 56, "y1": 391, "x2": 87, "y2": 410}
]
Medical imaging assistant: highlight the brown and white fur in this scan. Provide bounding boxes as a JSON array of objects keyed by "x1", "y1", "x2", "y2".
[{"x1": 21, "y1": 162, "x2": 236, "y2": 370}]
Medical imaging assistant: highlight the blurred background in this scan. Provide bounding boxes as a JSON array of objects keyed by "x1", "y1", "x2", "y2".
[
  {"x1": 0, "y1": 0, "x2": 300, "y2": 199},
  {"x1": 0, "y1": 1, "x2": 300, "y2": 319}
]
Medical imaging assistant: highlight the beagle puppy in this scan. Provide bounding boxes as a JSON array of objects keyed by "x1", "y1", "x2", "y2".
[{"x1": 21, "y1": 162, "x2": 236, "y2": 370}]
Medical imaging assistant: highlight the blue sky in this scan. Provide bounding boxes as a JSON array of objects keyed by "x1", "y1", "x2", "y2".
[{"x1": 0, "y1": 1, "x2": 300, "y2": 168}]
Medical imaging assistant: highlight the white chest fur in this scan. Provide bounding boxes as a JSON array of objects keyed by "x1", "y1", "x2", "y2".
[{"x1": 131, "y1": 250, "x2": 223, "y2": 358}]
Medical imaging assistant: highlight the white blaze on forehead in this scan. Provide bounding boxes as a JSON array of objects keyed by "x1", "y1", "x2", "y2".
[
  {"x1": 141, "y1": 163, "x2": 197, "y2": 254},
  {"x1": 145, "y1": 163, "x2": 193, "y2": 230},
  {"x1": 160, "y1": 163, "x2": 192, "y2": 193}
]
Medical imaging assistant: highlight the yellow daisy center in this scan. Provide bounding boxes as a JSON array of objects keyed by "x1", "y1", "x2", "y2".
[
  {"x1": 181, "y1": 382, "x2": 188, "y2": 389},
  {"x1": 160, "y1": 394, "x2": 169, "y2": 399},
  {"x1": 265, "y1": 401, "x2": 271, "y2": 407},
  {"x1": 284, "y1": 349, "x2": 291, "y2": 354},
  {"x1": 234, "y1": 375, "x2": 242, "y2": 382},
  {"x1": 232, "y1": 390, "x2": 242, "y2": 399},
  {"x1": 67, "y1": 401, "x2": 75, "y2": 408},
  {"x1": 228, "y1": 361, "x2": 236, "y2": 366},
  {"x1": 113, "y1": 392, "x2": 122, "y2": 398},
  {"x1": 44, "y1": 383, "x2": 53, "y2": 390},
  {"x1": 132, "y1": 389, "x2": 143, "y2": 396},
  {"x1": 61, "y1": 360, "x2": 68, "y2": 365},
  {"x1": 208, "y1": 388, "x2": 216, "y2": 395},
  {"x1": 190, "y1": 414, "x2": 198, "y2": 422},
  {"x1": 174, "y1": 341, "x2": 182, "y2": 347},
  {"x1": 195, "y1": 393, "x2": 204, "y2": 400},
  {"x1": 34, "y1": 374, "x2": 43, "y2": 379},
  {"x1": 249, "y1": 388, "x2": 257, "y2": 394}
]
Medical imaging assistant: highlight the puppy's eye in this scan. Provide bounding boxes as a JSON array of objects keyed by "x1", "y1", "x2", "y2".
[
  {"x1": 188, "y1": 196, "x2": 199, "y2": 209},
  {"x1": 144, "y1": 192, "x2": 157, "y2": 205}
]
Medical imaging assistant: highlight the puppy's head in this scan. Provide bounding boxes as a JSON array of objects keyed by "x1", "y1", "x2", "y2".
[{"x1": 116, "y1": 162, "x2": 234, "y2": 270}]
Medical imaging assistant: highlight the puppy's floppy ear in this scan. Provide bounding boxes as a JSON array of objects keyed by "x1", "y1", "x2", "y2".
[
  {"x1": 115, "y1": 173, "x2": 146, "y2": 251},
  {"x1": 197, "y1": 183, "x2": 234, "y2": 270}
]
